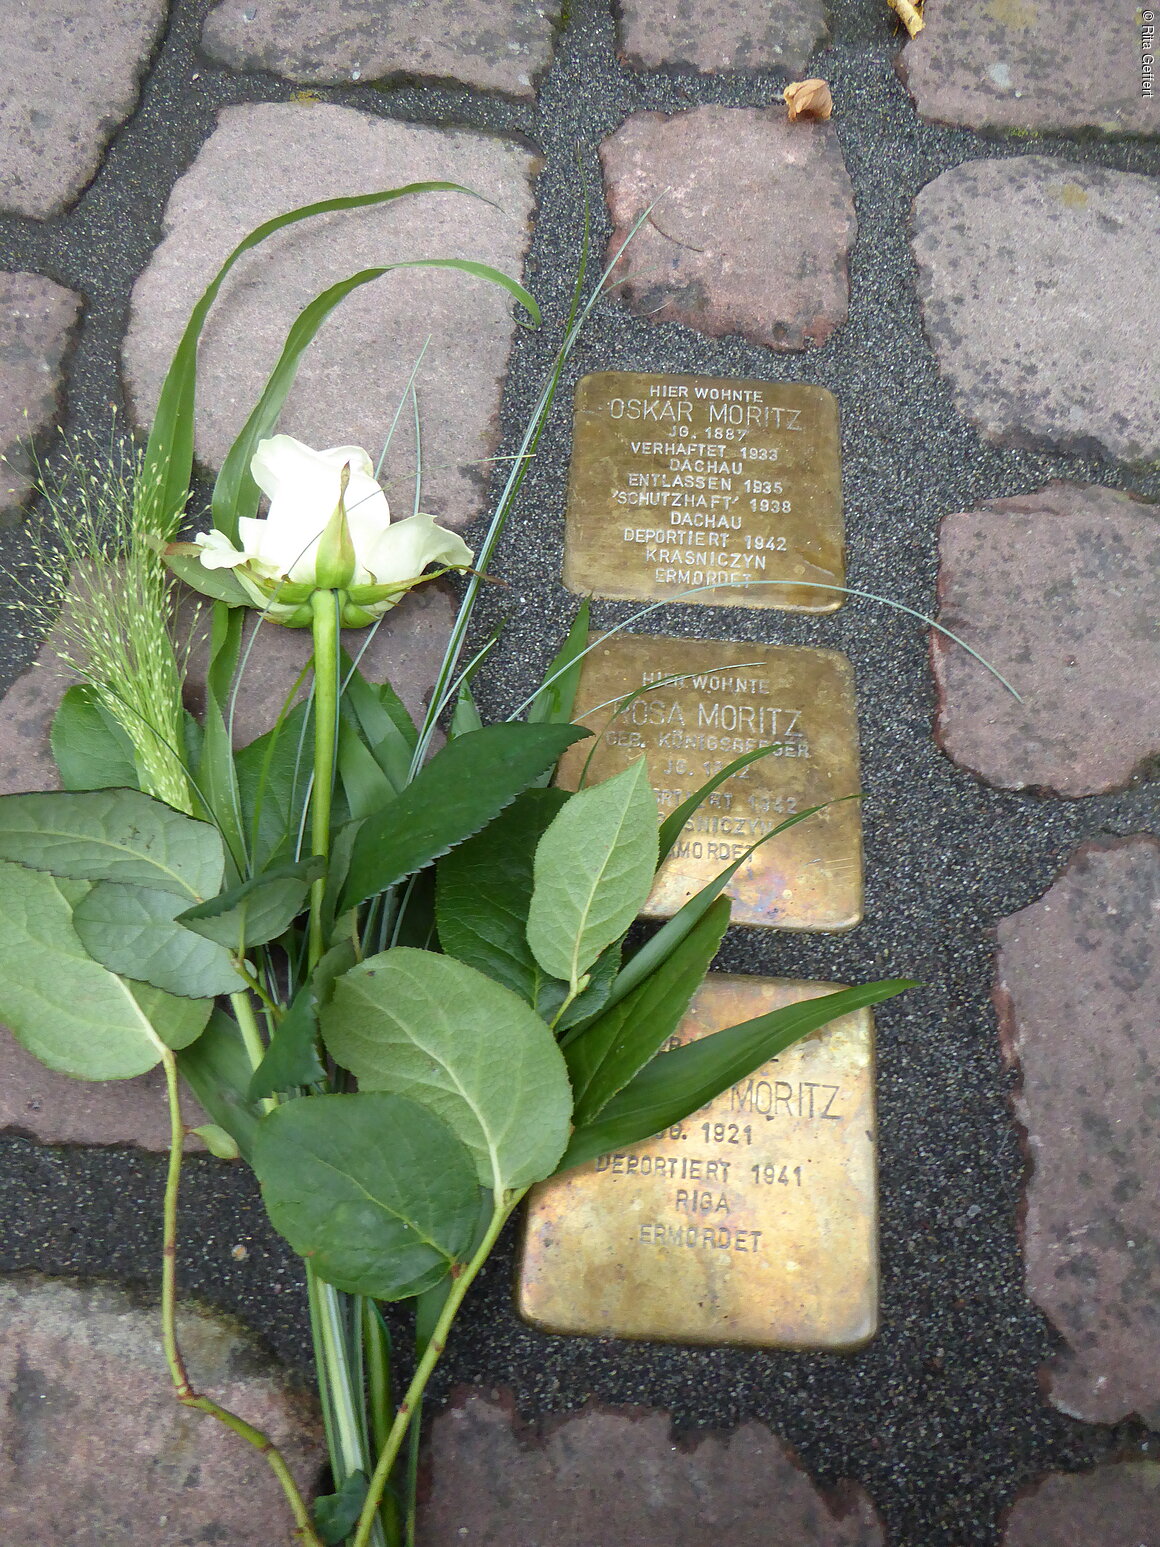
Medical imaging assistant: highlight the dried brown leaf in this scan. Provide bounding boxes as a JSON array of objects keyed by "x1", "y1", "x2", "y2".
[
  {"x1": 783, "y1": 79, "x2": 834, "y2": 123},
  {"x1": 885, "y1": 0, "x2": 924, "y2": 37}
]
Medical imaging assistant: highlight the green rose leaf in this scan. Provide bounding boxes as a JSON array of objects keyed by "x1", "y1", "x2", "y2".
[
  {"x1": 162, "y1": 549, "x2": 252, "y2": 606},
  {"x1": 253, "y1": 1091, "x2": 481, "y2": 1300},
  {"x1": 128, "y1": 979, "x2": 214, "y2": 1051},
  {"x1": 538, "y1": 942, "x2": 621, "y2": 1031},
  {"x1": 560, "y1": 979, "x2": 916, "y2": 1172},
  {"x1": 233, "y1": 700, "x2": 312, "y2": 871},
  {"x1": 526, "y1": 758, "x2": 659, "y2": 992},
  {"x1": 73, "y1": 880, "x2": 247, "y2": 998},
  {"x1": 312, "y1": 1472, "x2": 370, "y2": 1545},
  {"x1": 247, "y1": 983, "x2": 326, "y2": 1101},
  {"x1": 0, "y1": 788, "x2": 224, "y2": 900},
  {"x1": 320, "y1": 948, "x2": 573, "y2": 1194},
  {"x1": 177, "y1": 1009, "x2": 263, "y2": 1163},
  {"x1": 435, "y1": 788, "x2": 569, "y2": 1004},
  {"x1": 0, "y1": 861, "x2": 176, "y2": 1079},
  {"x1": 176, "y1": 857, "x2": 323, "y2": 950},
  {"x1": 566, "y1": 895, "x2": 731, "y2": 1127},
  {"x1": 339, "y1": 722, "x2": 590, "y2": 913},
  {"x1": 50, "y1": 685, "x2": 140, "y2": 793}
]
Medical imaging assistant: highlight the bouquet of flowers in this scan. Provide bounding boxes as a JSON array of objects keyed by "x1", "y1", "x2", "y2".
[{"x1": 0, "y1": 185, "x2": 909, "y2": 1546}]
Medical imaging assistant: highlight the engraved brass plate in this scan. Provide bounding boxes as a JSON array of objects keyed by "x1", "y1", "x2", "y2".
[
  {"x1": 563, "y1": 372, "x2": 844, "y2": 613},
  {"x1": 518, "y1": 974, "x2": 878, "y2": 1349},
  {"x1": 556, "y1": 634, "x2": 863, "y2": 931}
]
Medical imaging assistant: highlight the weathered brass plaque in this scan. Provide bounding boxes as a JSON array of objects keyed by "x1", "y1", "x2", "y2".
[
  {"x1": 518, "y1": 974, "x2": 878, "y2": 1349},
  {"x1": 563, "y1": 372, "x2": 844, "y2": 613},
  {"x1": 556, "y1": 634, "x2": 863, "y2": 931}
]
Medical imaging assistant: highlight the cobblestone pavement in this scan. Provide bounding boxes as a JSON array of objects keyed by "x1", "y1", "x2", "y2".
[{"x1": 0, "y1": 0, "x2": 1157, "y2": 1542}]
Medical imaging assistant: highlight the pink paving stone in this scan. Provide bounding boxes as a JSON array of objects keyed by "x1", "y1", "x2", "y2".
[
  {"x1": 931, "y1": 482, "x2": 1160, "y2": 797},
  {"x1": 122, "y1": 104, "x2": 537, "y2": 533},
  {"x1": 600, "y1": 106, "x2": 856, "y2": 350},
  {"x1": 1001, "y1": 1462, "x2": 1160, "y2": 1546},
  {"x1": 0, "y1": 0, "x2": 167, "y2": 219},
  {"x1": 419, "y1": 1390, "x2": 885, "y2": 1547},
  {"x1": 201, "y1": 0, "x2": 559, "y2": 98},
  {"x1": 181, "y1": 579, "x2": 458, "y2": 749},
  {"x1": 996, "y1": 837, "x2": 1160, "y2": 1427},
  {"x1": 0, "y1": 582, "x2": 453, "y2": 795},
  {"x1": 911, "y1": 158, "x2": 1160, "y2": 465},
  {"x1": 0, "y1": 1039, "x2": 200, "y2": 1151},
  {"x1": 0, "y1": 582, "x2": 454, "y2": 1149},
  {"x1": 0, "y1": 1276, "x2": 323, "y2": 1545},
  {"x1": 617, "y1": 0, "x2": 828, "y2": 76},
  {"x1": 0, "y1": 274, "x2": 82, "y2": 522},
  {"x1": 899, "y1": 0, "x2": 1156, "y2": 134}
]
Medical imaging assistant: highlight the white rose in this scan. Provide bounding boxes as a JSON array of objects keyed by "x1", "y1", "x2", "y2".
[{"x1": 193, "y1": 435, "x2": 472, "y2": 625}]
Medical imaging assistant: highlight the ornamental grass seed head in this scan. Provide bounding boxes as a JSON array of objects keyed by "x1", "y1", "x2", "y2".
[{"x1": 194, "y1": 434, "x2": 473, "y2": 626}]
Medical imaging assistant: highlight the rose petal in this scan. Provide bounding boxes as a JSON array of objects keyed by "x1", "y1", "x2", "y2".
[
  {"x1": 249, "y1": 435, "x2": 388, "y2": 583},
  {"x1": 193, "y1": 528, "x2": 248, "y2": 570},
  {"x1": 360, "y1": 513, "x2": 473, "y2": 587}
]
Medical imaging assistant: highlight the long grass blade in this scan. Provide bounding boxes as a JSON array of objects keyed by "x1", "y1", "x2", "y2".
[
  {"x1": 409, "y1": 199, "x2": 661, "y2": 779},
  {"x1": 593, "y1": 803, "x2": 847, "y2": 1023},
  {"x1": 142, "y1": 182, "x2": 498, "y2": 534},
  {"x1": 571, "y1": 666, "x2": 762, "y2": 790},
  {"x1": 514, "y1": 580, "x2": 1022, "y2": 705},
  {"x1": 410, "y1": 379, "x2": 423, "y2": 520},
  {"x1": 560, "y1": 978, "x2": 915, "y2": 1171},
  {"x1": 657, "y1": 741, "x2": 787, "y2": 862},
  {"x1": 210, "y1": 260, "x2": 538, "y2": 544},
  {"x1": 375, "y1": 337, "x2": 430, "y2": 481},
  {"x1": 525, "y1": 598, "x2": 590, "y2": 726}
]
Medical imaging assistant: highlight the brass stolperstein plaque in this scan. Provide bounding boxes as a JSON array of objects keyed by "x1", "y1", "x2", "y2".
[
  {"x1": 556, "y1": 634, "x2": 863, "y2": 932},
  {"x1": 518, "y1": 974, "x2": 878, "y2": 1349},
  {"x1": 562, "y1": 372, "x2": 844, "y2": 613}
]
